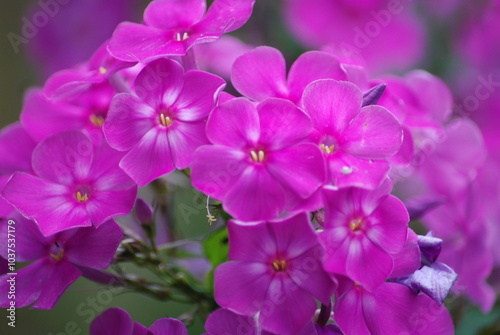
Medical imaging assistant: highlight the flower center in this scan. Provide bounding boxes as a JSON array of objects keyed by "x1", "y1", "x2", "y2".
[
  {"x1": 50, "y1": 242, "x2": 64, "y2": 261},
  {"x1": 175, "y1": 32, "x2": 189, "y2": 41},
  {"x1": 75, "y1": 186, "x2": 91, "y2": 203},
  {"x1": 320, "y1": 143, "x2": 335, "y2": 154},
  {"x1": 272, "y1": 259, "x2": 287, "y2": 272},
  {"x1": 250, "y1": 149, "x2": 265, "y2": 163},
  {"x1": 98, "y1": 67, "x2": 107, "y2": 75},
  {"x1": 349, "y1": 217, "x2": 365, "y2": 232},
  {"x1": 89, "y1": 114, "x2": 105, "y2": 127},
  {"x1": 159, "y1": 113, "x2": 173, "y2": 127}
]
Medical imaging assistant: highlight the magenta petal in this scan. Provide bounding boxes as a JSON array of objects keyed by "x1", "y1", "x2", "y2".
[
  {"x1": 191, "y1": 145, "x2": 247, "y2": 200},
  {"x1": 167, "y1": 121, "x2": 209, "y2": 169},
  {"x1": 206, "y1": 98, "x2": 260, "y2": 147},
  {"x1": 0, "y1": 214, "x2": 48, "y2": 262},
  {"x1": 257, "y1": 98, "x2": 312, "y2": 150},
  {"x1": 105, "y1": 94, "x2": 156, "y2": 151},
  {"x1": 144, "y1": 0, "x2": 206, "y2": 30},
  {"x1": 223, "y1": 166, "x2": 285, "y2": 221},
  {"x1": 366, "y1": 195, "x2": 409, "y2": 254},
  {"x1": 61, "y1": 220, "x2": 123, "y2": 270},
  {"x1": 149, "y1": 318, "x2": 188, "y2": 335},
  {"x1": 259, "y1": 276, "x2": 317, "y2": 335},
  {"x1": 174, "y1": 71, "x2": 226, "y2": 122},
  {"x1": 334, "y1": 287, "x2": 370, "y2": 335},
  {"x1": 288, "y1": 51, "x2": 347, "y2": 104},
  {"x1": 0, "y1": 122, "x2": 36, "y2": 175},
  {"x1": 289, "y1": 247, "x2": 336, "y2": 305},
  {"x1": 215, "y1": 261, "x2": 271, "y2": 315},
  {"x1": 227, "y1": 220, "x2": 276, "y2": 262},
  {"x1": 267, "y1": 143, "x2": 325, "y2": 198},
  {"x1": 302, "y1": 80, "x2": 362, "y2": 134},
  {"x1": 32, "y1": 131, "x2": 93, "y2": 185},
  {"x1": 108, "y1": 23, "x2": 185, "y2": 62},
  {"x1": 32, "y1": 260, "x2": 81, "y2": 309},
  {"x1": 346, "y1": 237, "x2": 393, "y2": 291},
  {"x1": 341, "y1": 105, "x2": 402, "y2": 159},
  {"x1": 270, "y1": 213, "x2": 319, "y2": 258},
  {"x1": 390, "y1": 229, "x2": 421, "y2": 278},
  {"x1": 194, "y1": 0, "x2": 256, "y2": 35},
  {"x1": 329, "y1": 154, "x2": 390, "y2": 190},
  {"x1": 0, "y1": 259, "x2": 48, "y2": 308},
  {"x1": 21, "y1": 89, "x2": 87, "y2": 142},
  {"x1": 231, "y1": 46, "x2": 288, "y2": 101},
  {"x1": 2, "y1": 173, "x2": 91, "y2": 236},
  {"x1": 119, "y1": 129, "x2": 175, "y2": 187},
  {"x1": 86, "y1": 189, "x2": 137, "y2": 226},
  {"x1": 135, "y1": 58, "x2": 185, "y2": 109},
  {"x1": 205, "y1": 308, "x2": 258, "y2": 335},
  {"x1": 90, "y1": 308, "x2": 134, "y2": 335}
]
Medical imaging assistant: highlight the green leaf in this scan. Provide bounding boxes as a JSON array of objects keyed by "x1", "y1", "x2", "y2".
[
  {"x1": 203, "y1": 227, "x2": 229, "y2": 291},
  {"x1": 456, "y1": 305, "x2": 500, "y2": 335}
]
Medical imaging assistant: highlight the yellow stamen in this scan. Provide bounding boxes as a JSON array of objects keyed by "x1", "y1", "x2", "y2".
[
  {"x1": 76, "y1": 191, "x2": 89, "y2": 202},
  {"x1": 349, "y1": 218, "x2": 364, "y2": 231},
  {"x1": 272, "y1": 259, "x2": 287, "y2": 272},
  {"x1": 99, "y1": 67, "x2": 107, "y2": 75},
  {"x1": 89, "y1": 114, "x2": 105, "y2": 127},
  {"x1": 182, "y1": 32, "x2": 189, "y2": 40},
  {"x1": 50, "y1": 249, "x2": 64, "y2": 261},
  {"x1": 160, "y1": 114, "x2": 173, "y2": 127},
  {"x1": 250, "y1": 150, "x2": 265, "y2": 163},
  {"x1": 175, "y1": 32, "x2": 189, "y2": 41},
  {"x1": 320, "y1": 143, "x2": 335, "y2": 154}
]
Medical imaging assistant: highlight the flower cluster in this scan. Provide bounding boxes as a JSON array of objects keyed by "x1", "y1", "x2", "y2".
[{"x1": 2, "y1": 0, "x2": 499, "y2": 334}]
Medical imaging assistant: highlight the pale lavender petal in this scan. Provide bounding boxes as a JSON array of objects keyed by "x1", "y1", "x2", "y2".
[
  {"x1": 193, "y1": 0, "x2": 256, "y2": 36},
  {"x1": 119, "y1": 129, "x2": 175, "y2": 187},
  {"x1": 257, "y1": 98, "x2": 312, "y2": 150},
  {"x1": 144, "y1": 0, "x2": 206, "y2": 30},
  {"x1": 405, "y1": 196, "x2": 444, "y2": 222},
  {"x1": 134, "y1": 58, "x2": 184, "y2": 109},
  {"x1": 215, "y1": 261, "x2": 271, "y2": 315},
  {"x1": 31, "y1": 131, "x2": 94, "y2": 185},
  {"x1": 267, "y1": 143, "x2": 325, "y2": 199},
  {"x1": 2, "y1": 173, "x2": 92, "y2": 236},
  {"x1": 223, "y1": 166, "x2": 285, "y2": 221},
  {"x1": 150, "y1": 318, "x2": 188, "y2": 335},
  {"x1": 206, "y1": 98, "x2": 260, "y2": 147},
  {"x1": 32, "y1": 260, "x2": 81, "y2": 309},
  {"x1": 259, "y1": 276, "x2": 317, "y2": 335},
  {"x1": 341, "y1": 105, "x2": 403, "y2": 159},
  {"x1": 288, "y1": 51, "x2": 347, "y2": 103},
  {"x1": 174, "y1": 71, "x2": 225, "y2": 122},
  {"x1": 108, "y1": 23, "x2": 185, "y2": 62},
  {"x1": 231, "y1": 46, "x2": 288, "y2": 101},
  {"x1": 362, "y1": 84, "x2": 386, "y2": 107},
  {"x1": 104, "y1": 93, "x2": 157, "y2": 151},
  {"x1": 191, "y1": 145, "x2": 247, "y2": 200},
  {"x1": 167, "y1": 121, "x2": 209, "y2": 169},
  {"x1": 90, "y1": 308, "x2": 134, "y2": 335},
  {"x1": 227, "y1": 219, "x2": 276, "y2": 262},
  {"x1": 0, "y1": 122, "x2": 36, "y2": 175},
  {"x1": 302, "y1": 80, "x2": 362, "y2": 134},
  {"x1": 418, "y1": 234, "x2": 443, "y2": 265}
]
